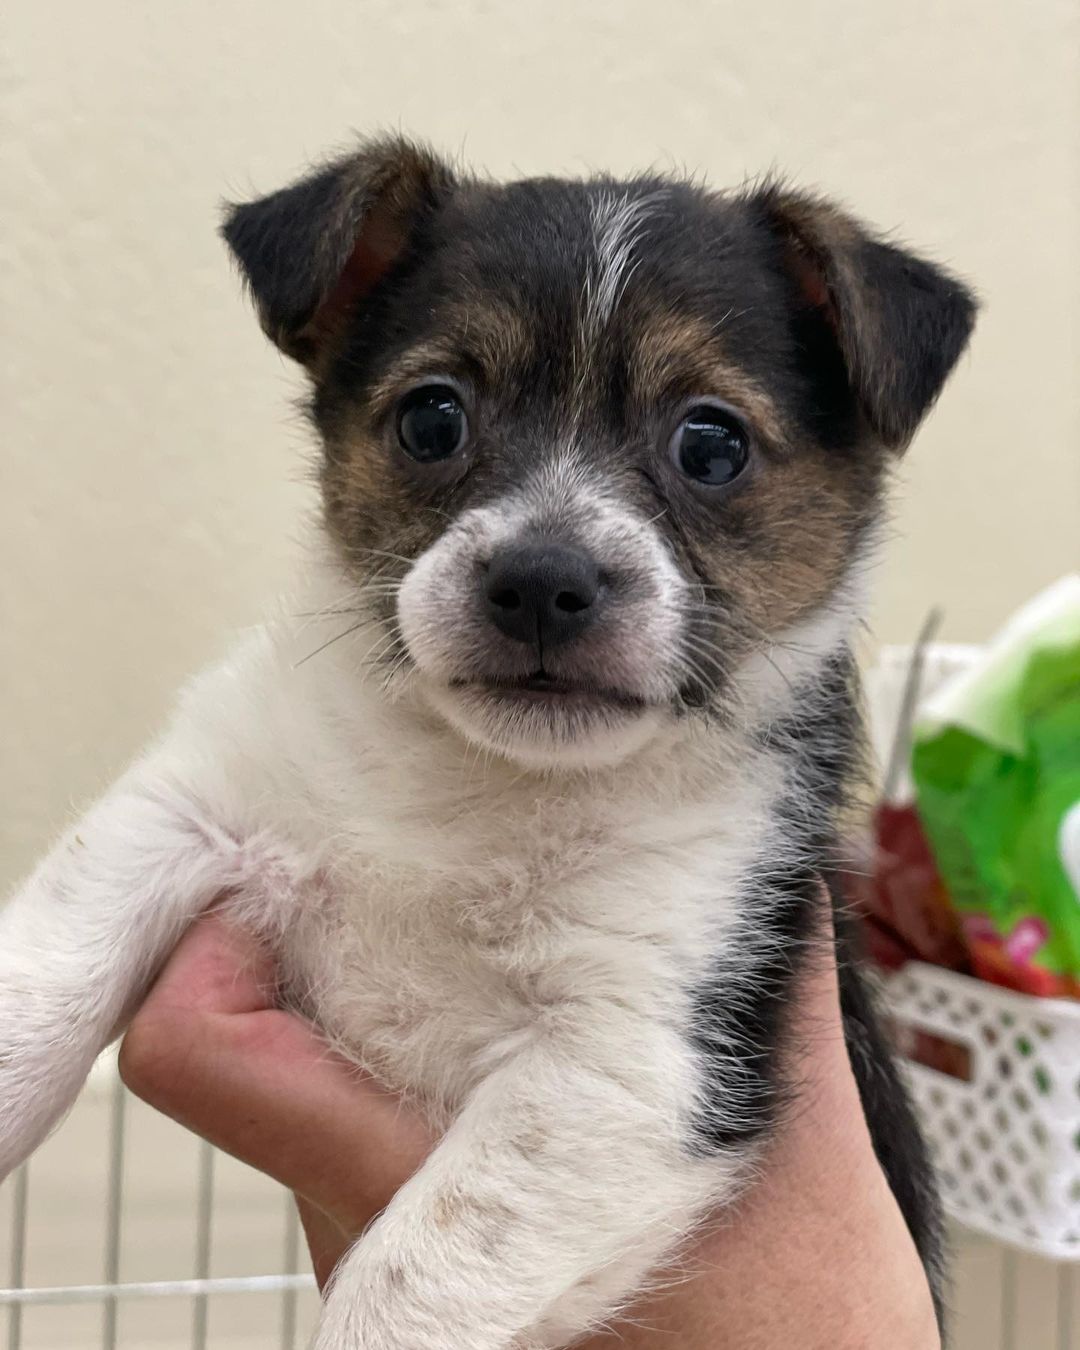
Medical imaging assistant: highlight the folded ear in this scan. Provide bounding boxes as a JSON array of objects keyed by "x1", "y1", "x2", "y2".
[
  {"x1": 751, "y1": 183, "x2": 978, "y2": 450},
  {"x1": 222, "y1": 136, "x2": 456, "y2": 366}
]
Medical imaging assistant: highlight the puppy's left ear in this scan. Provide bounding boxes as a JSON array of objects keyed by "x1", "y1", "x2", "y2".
[
  {"x1": 751, "y1": 184, "x2": 978, "y2": 450},
  {"x1": 222, "y1": 136, "x2": 456, "y2": 367}
]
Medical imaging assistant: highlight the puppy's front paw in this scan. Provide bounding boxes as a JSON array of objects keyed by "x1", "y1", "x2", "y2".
[
  {"x1": 309, "y1": 1244, "x2": 518, "y2": 1350},
  {"x1": 0, "y1": 1007, "x2": 86, "y2": 1178},
  {"x1": 309, "y1": 1255, "x2": 438, "y2": 1350}
]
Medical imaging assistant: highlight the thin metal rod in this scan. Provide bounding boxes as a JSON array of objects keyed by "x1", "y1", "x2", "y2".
[
  {"x1": 101, "y1": 1075, "x2": 127, "y2": 1350},
  {"x1": 1000, "y1": 1247, "x2": 1016, "y2": 1350},
  {"x1": 191, "y1": 1141, "x2": 215, "y2": 1350},
  {"x1": 0, "y1": 1275, "x2": 316, "y2": 1307},
  {"x1": 279, "y1": 1196, "x2": 302, "y2": 1350},
  {"x1": 6, "y1": 1165, "x2": 29, "y2": 1350},
  {"x1": 1060, "y1": 1260, "x2": 1074, "y2": 1350},
  {"x1": 882, "y1": 605, "x2": 944, "y2": 800}
]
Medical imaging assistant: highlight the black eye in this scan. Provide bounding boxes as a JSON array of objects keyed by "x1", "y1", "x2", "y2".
[
  {"x1": 397, "y1": 385, "x2": 468, "y2": 463},
  {"x1": 671, "y1": 405, "x2": 750, "y2": 486}
]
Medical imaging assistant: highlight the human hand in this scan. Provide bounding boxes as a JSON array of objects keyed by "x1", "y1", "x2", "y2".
[{"x1": 119, "y1": 906, "x2": 940, "y2": 1348}]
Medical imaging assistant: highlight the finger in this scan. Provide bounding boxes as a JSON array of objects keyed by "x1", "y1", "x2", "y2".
[
  {"x1": 769, "y1": 882, "x2": 860, "y2": 1147},
  {"x1": 295, "y1": 1196, "x2": 352, "y2": 1289},
  {"x1": 789, "y1": 881, "x2": 847, "y2": 1048},
  {"x1": 141, "y1": 911, "x2": 279, "y2": 1015},
  {"x1": 121, "y1": 920, "x2": 433, "y2": 1229}
]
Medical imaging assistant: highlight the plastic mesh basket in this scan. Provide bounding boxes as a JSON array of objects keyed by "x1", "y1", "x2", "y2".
[{"x1": 887, "y1": 960, "x2": 1080, "y2": 1259}]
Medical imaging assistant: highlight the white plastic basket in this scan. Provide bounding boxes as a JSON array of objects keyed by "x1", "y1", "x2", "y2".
[
  {"x1": 887, "y1": 961, "x2": 1080, "y2": 1260},
  {"x1": 867, "y1": 638, "x2": 1080, "y2": 1260}
]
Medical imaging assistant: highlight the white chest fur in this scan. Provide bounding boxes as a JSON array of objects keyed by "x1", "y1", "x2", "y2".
[{"x1": 190, "y1": 618, "x2": 785, "y2": 1118}]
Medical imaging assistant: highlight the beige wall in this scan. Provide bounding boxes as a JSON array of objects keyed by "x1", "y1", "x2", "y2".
[{"x1": 3, "y1": 0, "x2": 1079, "y2": 884}]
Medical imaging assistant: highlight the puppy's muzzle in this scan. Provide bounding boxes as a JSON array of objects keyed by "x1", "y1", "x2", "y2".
[{"x1": 484, "y1": 539, "x2": 602, "y2": 651}]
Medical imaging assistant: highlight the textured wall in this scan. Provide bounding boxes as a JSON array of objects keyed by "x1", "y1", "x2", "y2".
[{"x1": 3, "y1": 0, "x2": 1079, "y2": 883}]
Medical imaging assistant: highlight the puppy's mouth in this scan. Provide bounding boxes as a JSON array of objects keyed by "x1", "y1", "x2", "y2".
[{"x1": 450, "y1": 671, "x2": 649, "y2": 711}]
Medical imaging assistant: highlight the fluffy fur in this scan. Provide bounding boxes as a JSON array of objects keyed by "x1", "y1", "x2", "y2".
[{"x1": 0, "y1": 136, "x2": 976, "y2": 1349}]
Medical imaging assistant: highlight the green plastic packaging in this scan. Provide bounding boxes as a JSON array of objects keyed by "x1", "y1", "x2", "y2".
[{"x1": 912, "y1": 576, "x2": 1080, "y2": 993}]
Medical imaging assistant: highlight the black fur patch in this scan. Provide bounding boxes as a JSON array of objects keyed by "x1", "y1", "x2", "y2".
[
  {"x1": 836, "y1": 902, "x2": 948, "y2": 1328},
  {"x1": 687, "y1": 651, "x2": 858, "y2": 1153},
  {"x1": 687, "y1": 651, "x2": 946, "y2": 1328}
]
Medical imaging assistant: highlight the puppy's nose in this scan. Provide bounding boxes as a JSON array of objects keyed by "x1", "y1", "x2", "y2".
[{"x1": 485, "y1": 541, "x2": 601, "y2": 649}]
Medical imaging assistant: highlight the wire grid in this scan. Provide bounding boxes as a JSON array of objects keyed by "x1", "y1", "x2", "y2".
[
  {"x1": 1, "y1": 1070, "x2": 316, "y2": 1350},
  {"x1": 3, "y1": 1062, "x2": 1079, "y2": 1349},
  {"x1": 995, "y1": 1246, "x2": 1077, "y2": 1350}
]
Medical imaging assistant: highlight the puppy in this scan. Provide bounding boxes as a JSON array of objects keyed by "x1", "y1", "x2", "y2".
[{"x1": 0, "y1": 136, "x2": 975, "y2": 1349}]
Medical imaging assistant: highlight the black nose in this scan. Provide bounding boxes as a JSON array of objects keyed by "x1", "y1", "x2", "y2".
[{"x1": 485, "y1": 541, "x2": 602, "y2": 649}]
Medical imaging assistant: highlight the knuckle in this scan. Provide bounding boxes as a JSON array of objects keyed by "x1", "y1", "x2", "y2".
[{"x1": 118, "y1": 1013, "x2": 175, "y2": 1101}]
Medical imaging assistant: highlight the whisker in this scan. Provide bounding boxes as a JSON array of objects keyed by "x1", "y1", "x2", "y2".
[
  {"x1": 359, "y1": 629, "x2": 401, "y2": 670},
  {"x1": 677, "y1": 638, "x2": 725, "y2": 671},
  {"x1": 293, "y1": 618, "x2": 380, "y2": 668},
  {"x1": 292, "y1": 618, "x2": 372, "y2": 666},
  {"x1": 349, "y1": 546, "x2": 417, "y2": 568},
  {"x1": 678, "y1": 601, "x2": 822, "y2": 659},
  {"x1": 671, "y1": 651, "x2": 719, "y2": 690},
  {"x1": 293, "y1": 579, "x2": 403, "y2": 624},
  {"x1": 381, "y1": 647, "x2": 413, "y2": 694}
]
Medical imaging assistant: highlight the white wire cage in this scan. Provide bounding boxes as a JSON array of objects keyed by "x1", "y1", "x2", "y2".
[{"x1": 0, "y1": 1050, "x2": 318, "y2": 1350}]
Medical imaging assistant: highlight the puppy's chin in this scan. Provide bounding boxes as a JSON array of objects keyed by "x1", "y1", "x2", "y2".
[{"x1": 418, "y1": 677, "x2": 670, "y2": 771}]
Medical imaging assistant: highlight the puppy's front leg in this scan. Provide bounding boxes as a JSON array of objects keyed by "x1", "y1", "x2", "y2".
[
  {"x1": 0, "y1": 762, "x2": 258, "y2": 1175},
  {"x1": 314, "y1": 1030, "x2": 726, "y2": 1350}
]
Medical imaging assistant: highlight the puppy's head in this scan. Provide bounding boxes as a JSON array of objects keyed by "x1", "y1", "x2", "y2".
[{"x1": 224, "y1": 137, "x2": 976, "y2": 770}]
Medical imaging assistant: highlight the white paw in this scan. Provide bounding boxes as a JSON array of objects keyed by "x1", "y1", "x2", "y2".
[
  {"x1": 0, "y1": 1014, "x2": 96, "y2": 1179},
  {"x1": 0, "y1": 1062, "x2": 64, "y2": 1178},
  {"x1": 308, "y1": 1248, "x2": 492, "y2": 1350},
  {"x1": 308, "y1": 1261, "x2": 415, "y2": 1350}
]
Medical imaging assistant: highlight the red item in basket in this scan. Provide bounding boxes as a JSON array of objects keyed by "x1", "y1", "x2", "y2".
[
  {"x1": 853, "y1": 802, "x2": 970, "y2": 974},
  {"x1": 964, "y1": 915, "x2": 1080, "y2": 998}
]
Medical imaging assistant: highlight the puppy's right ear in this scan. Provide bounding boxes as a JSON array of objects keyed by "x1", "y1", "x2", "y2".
[{"x1": 222, "y1": 136, "x2": 456, "y2": 366}]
